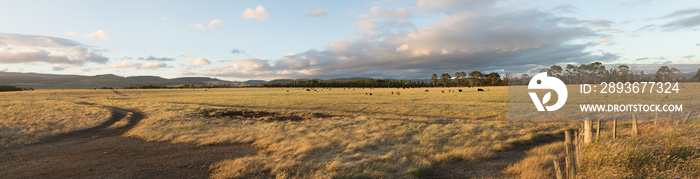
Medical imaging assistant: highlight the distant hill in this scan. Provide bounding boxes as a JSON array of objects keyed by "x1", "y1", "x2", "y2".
[
  {"x1": 0, "y1": 71, "x2": 436, "y2": 89},
  {"x1": 0, "y1": 72, "x2": 244, "y2": 89}
]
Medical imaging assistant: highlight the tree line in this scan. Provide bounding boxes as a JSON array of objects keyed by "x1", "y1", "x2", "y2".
[
  {"x1": 262, "y1": 70, "x2": 507, "y2": 88},
  {"x1": 509, "y1": 62, "x2": 700, "y2": 85}
]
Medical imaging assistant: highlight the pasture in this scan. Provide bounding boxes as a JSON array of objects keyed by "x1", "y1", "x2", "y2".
[{"x1": 0, "y1": 86, "x2": 697, "y2": 178}]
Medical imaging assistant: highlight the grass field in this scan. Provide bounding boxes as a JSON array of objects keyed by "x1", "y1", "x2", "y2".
[{"x1": 1, "y1": 86, "x2": 697, "y2": 178}]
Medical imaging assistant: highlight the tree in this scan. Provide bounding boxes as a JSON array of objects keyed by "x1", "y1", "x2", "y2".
[
  {"x1": 655, "y1": 66, "x2": 671, "y2": 82},
  {"x1": 440, "y1": 73, "x2": 452, "y2": 87},
  {"x1": 550, "y1": 65, "x2": 563, "y2": 78},
  {"x1": 469, "y1": 71, "x2": 483, "y2": 87},
  {"x1": 485, "y1": 72, "x2": 501, "y2": 86},
  {"x1": 617, "y1": 65, "x2": 630, "y2": 82},
  {"x1": 430, "y1": 74, "x2": 438, "y2": 86}
]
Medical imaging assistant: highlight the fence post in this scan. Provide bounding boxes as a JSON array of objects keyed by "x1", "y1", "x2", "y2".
[
  {"x1": 565, "y1": 130, "x2": 575, "y2": 179},
  {"x1": 632, "y1": 114, "x2": 639, "y2": 136},
  {"x1": 654, "y1": 112, "x2": 658, "y2": 125},
  {"x1": 584, "y1": 118, "x2": 592, "y2": 144},
  {"x1": 612, "y1": 118, "x2": 617, "y2": 140},
  {"x1": 553, "y1": 160, "x2": 563, "y2": 179},
  {"x1": 596, "y1": 118, "x2": 601, "y2": 141}
]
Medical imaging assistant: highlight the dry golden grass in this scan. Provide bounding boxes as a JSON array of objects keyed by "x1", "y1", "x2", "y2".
[
  {"x1": 504, "y1": 142, "x2": 566, "y2": 179},
  {"x1": 579, "y1": 122, "x2": 700, "y2": 179},
  {"x1": 0, "y1": 91, "x2": 111, "y2": 148},
  {"x1": 0, "y1": 88, "x2": 578, "y2": 177}
]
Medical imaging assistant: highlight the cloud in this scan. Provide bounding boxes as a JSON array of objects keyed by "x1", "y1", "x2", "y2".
[
  {"x1": 201, "y1": 8, "x2": 614, "y2": 79},
  {"x1": 369, "y1": 7, "x2": 413, "y2": 20},
  {"x1": 396, "y1": 44, "x2": 409, "y2": 52},
  {"x1": 52, "y1": 66, "x2": 66, "y2": 71},
  {"x1": 208, "y1": 19, "x2": 223, "y2": 27},
  {"x1": 112, "y1": 60, "x2": 168, "y2": 70},
  {"x1": 140, "y1": 61, "x2": 168, "y2": 70},
  {"x1": 188, "y1": 24, "x2": 206, "y2": 30},
  {"x1": 645, "y1": 7, "x2": 700, "y2": 31},
  {"x1": 186, "y1": 57, "x2": 211, "y2": 66},
  {"x1": 84, "y1": 29, "x2": 110, "y2": 41},
  {"x1": 415, "y1": 0, "x2": 499, "y2": 13},
  {"x1": 0, "y1": 32, "x2": 81, "y2": 48},
  {"x1": 113, "y1": 60, "x2": 139, "y2": 68},
  {"x1": 64, "y1": 31, "x2": 77, "y2": 36},
  {"x1": 307, "y1": 9, "x2": 327, "y2": 17},
  {"x1": 0, "y1": 32, "x2": 109, "y2": 66},
  {"x1": 356, "y1": 14, "x2": 378, "y2": 30},
  {"x1": 138, "y1": 56, "x2": 175, "y2": 61},
  {"x1": 231, "y1": 49, "x2": 245, "y2": 54},
  {"x1": 595, "y1": 37, "x2": 614, "y2": 44},
  {"x1": 242, "y1": 5, "x2": 268, "y2": 21},
  {"x1": 697, "y1": 43, "x2": 700, "y2": 46},
  {"x1": 621, "y1": 0, "x2": 674, "y2": 7}
]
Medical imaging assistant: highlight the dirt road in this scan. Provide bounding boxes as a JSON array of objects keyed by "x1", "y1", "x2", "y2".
[{"x1": 0, "y1": 104, "x2": 256, "y2": 178}]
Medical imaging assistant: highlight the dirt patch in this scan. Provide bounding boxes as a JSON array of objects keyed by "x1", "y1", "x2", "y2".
[
  {"x1": 0, "y1": 104, "x2": 256, "y2": 178},
  {"x1": 199, "y1": 108, "x2": 338, "y2": 122}
]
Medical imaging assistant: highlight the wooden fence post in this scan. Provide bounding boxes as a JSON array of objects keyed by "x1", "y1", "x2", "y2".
[
  {"x1": 584, "y1": 118, "x2": 592, "y2": 144},
  {"x1": 553, "y1": 160, "x2": 563, "y2": 179},
  {"x1": 632, "y1": 114, "x2": 639, "y2": 136},
  {"x1": 612, "y1": 118, "x2": 617, "y2": 140},
  {"x1": 565, "y1": 130, "x2": 575, "y2": 179},
  {"x1": 596, "y1": 118, "x2": 601, "y2": 141},
  {"x1": 654, "y1": 113, "x2": 658, "y2": 125}
]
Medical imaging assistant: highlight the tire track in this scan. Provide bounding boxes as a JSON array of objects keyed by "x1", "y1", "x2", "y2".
[{"x1": 0, "y1": 103, "x2": 256, "y2": 178}]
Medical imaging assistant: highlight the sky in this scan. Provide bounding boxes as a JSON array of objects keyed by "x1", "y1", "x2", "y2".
[{"x1": 0, "y1": 0, "x2": 699, "y2": 81}]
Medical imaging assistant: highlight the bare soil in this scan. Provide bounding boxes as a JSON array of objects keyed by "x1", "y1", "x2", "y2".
[{"x1": 0, "y1": 104, "x2": 256, "y2": 178}]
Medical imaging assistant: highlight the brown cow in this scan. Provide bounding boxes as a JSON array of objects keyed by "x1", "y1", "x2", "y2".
[{"x1": 425, "y1": 90, "x2": 429, "y2": 92}]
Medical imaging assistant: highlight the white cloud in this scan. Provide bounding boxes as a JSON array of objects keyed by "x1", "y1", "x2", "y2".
[
  {"x1": 208, "y1": 19, "x2": 223, "y2": 27},
  {"x1": 396, "y1": 44, "x2": 409, "y2": 52},
  {"x1": 188, "y1": 24, "x2": 206, "y2": 30},
  {"x1": 201, "y1": 8, "x2": 614, "y2": 79},
  {"x1": 186, "y1": 56, "x2": 211, "y2": 65},
  {"x1": 0, "y1": 32, "x2": 109, "y2": 66},
  {"x1": 64, "y1": 31, "x2": 77, "y2": 36},
  {"x1": 415, "y1": 0, "x2": 498, "y2": 13},
  {"x1": 113, "y1": 60, "x2": 139, "y2": 68},
  {"x1": 140, "y1": 61, "x2": 168, "y2": 70},
  {"x1": 307, "y1": 9, "x2": 327, "y2": 17},
  {"x1": 84, "y1": 29, "x2": 110, "y2": 41},
  {"x1": 112, "y1": 60, "x2": 167, "y2": 70},
  {"x1": 369, "y1": 7, "x2": 413, "y2": 19},
  {"x1": 356, "y1": 14, "x2": 377, "y2": 30},
  {"x1": 242, "y1": 5, "x2": 268, "y2": 21},
  {"x1": 595, "y1": 37, "x2": 614, "y2": 44}
]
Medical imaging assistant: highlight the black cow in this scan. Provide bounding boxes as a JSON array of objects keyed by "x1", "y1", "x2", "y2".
[
  {"x1": 458, "y1": 89, "x2": 463, "y2": 92},
  {"x1": 478, "y1": 88, "x2": 485, "y2": 91}
]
